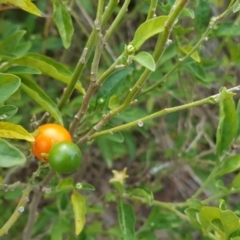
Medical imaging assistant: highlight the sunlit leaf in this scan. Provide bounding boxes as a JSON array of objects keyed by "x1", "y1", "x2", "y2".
[
  {"x1": 179, "y1": 45, "x2": 200, "y2": 62},
  {"x1": 71, "y1": 190, "x2": 86, "y2": 235},
  {"x1": 131, "y1": 16, "x2": 168, "y2": 51},
  {"x1": 12, "y1": 53, "x2": 85, "y2": 94},
  {"x1": 1, "y1": 0, "x2": 42, "y2": 16},
  {"x1": 130, "y1": 51, "x2": 156, "y2": 71},
  {"x1": 219, "y1": 200, "x2": 240, "y2": 238},
  {"x1": 0, "y1": 122, "x2": 34, "y2": 142}
]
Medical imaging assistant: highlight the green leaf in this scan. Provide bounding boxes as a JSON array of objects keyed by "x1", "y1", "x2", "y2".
[
  {"x1": 118, "y1": 199, "x2": 135, "y2": 240},
  {"x1": 219, "y1": 200, "x2": 240, "y2": 238},
  {"x1": 184, "y1": 208, "x2": 202, "y2": 230},
  {"x1": 179, "y1": 45, "x2": 200, "y2": 62},
  {"x1": 0, "y1": 30, "x2": 26, "y2": 58},
  {"x1": 71, "y1": 190, "x2": 86, "y2": 235},
  {"x1": 215, "y1": 155, "x2": 240, "y2": 177},
  {"x1": 50, "y1": 218, "x2": 64, "y2": 240},
  {"x1": 231, "y1": 173, "x2": 240, "y2": 188},
  {"x1": 0, "y1": 105, "x2": 18, "y2": 120},
  {"x1": 0, "y1": 122, "x2": 34, "y2": 142},
  {"x1": 1, "y1": 0, "x2": 42, "y2": 16},
  {"x1": 236, "y1": 99, "x2": 240, "y2": 137},
  {"x1": 136, "y1": 231, "x2": 157, "y2": 240},
  {"x1": 5, "y1": 66, "x2": 41, "y2": 75},
  {"x1": 79, "y1": 183, "x2": 95, "y2": 191},
  {"x1": 99, "y1": 131, "x2": 124, "y2": 143},
  {"x1": 0, "y1": 138, "x2": 26, "y2": 167},
  {"x1": 199, "y1": 206, "x2": 221, "y2": 235},
  {"x1": 20, "y1": 76, "x2": 63, "y2": 125},
  {"x1": 53, "y1": 0, "x2": 74, "y2": 49},
  {"x1": 0, "y1": 73, "x2": 21, "y2": 103},
  {"x1": 184, "y1": 62, "x2": 207, "y2": 83},
  {"x1": 216, "y1": 87, "x2": 238, "y2": 157},
  {"x1": 130, "y1": 188, "x2": 153, "y2": 206},
  {"x1": 212, "y1": 23, "x2": 240, "y2": 37},
  {"x1": 195, "y1": 0, "x2": 211, "y2": 31},
  {"x1": 130, "y1": 52, "x2": 156, "y2": 71},
  {"x1": 56, "y1": 178, "x2": 74, "y2": 192},
  {"x1": 108, "y1": 95, "x2": 120, "y2": 110},
  {"x1": 130, "y1": 16, "x2": 168, "y2": 51},
  {"x1": 233, "y1": 2, "x2": 240, "y2": 13},
  {"x1": 98, "y1": 68, "x2": 133, "y2": 98},
  {"x1": 12, "y1": 53, "x2": 85, "y2": 94}
]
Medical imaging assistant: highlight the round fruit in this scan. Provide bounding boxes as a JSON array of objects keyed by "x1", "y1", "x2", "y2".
[
  {"x1": 48, "y1": 141, "x2": 82, "y2": 174},
  {"x1": 32, "y1": 123, "x2": 72, "y2": 161}
]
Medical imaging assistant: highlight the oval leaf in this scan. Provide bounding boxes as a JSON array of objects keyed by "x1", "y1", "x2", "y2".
[
  {"x1": 0, "y1": 105, "x2": 18, "y2": 120},
  {"x1": 130, "y1": 187, "x2": 153, "y2": 206},
  {"x1": 0, "y1": 138, "x2": 26, "y2": 167},
  {"x1": 71, "y1": 190, "x2": 86, "y2": 235},
  {"x1": 2, "y1": 0, "x2": 42, "y2": 16},
  {"x1": 118, "y1": 199, "x2": 136, "y2": 240},
  {"x1": 179, "y1": 45, "x2": 201, "y2": 62},
  {"x1": 215, "y1": 155, "x2": 240, "y2": 177},
  {"x1": 12, "y1": 53, "x2": 85, "y2": 94},
  {"x1": 130, "y1": 52, "x2": 156, "y2": 71},
  {"x1": 0, "y1": 73, "x2": 21, "y2": 104},
  {"x1": 0, "y1": 30, "x2": 26, "y2": 58},
  {"x1": 98, "y1": 68, "x2": 133, "y2": 98},
  {"x1": 131, "y1": 16, "x2": 168, "y2": 51},
  {"x1": 5, "y1": 65, "x2": 41, "y2": 75},
  {"x1": 21, "y1": 76, "x2": 63, "y2": 125},
  {"x1": 216, "y1": 87, "x2": 238, "y2": 157},
  {"x1": 53, "y1": 0, "x2": 74, "y2": 49},
  {"x1": 56, "y1": 178, "x2": 74, "y2": 192},
  {"x1": 79, "y1": 183, "x2": 95, "y2": 191},
  {"x1": 0, "y1": 122, "x2": 34, "y2": 142}
]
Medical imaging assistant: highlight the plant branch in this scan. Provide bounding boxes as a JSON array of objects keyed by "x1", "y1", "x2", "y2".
[
  {"x1": 125, "y1": 194, "x2": 189, "y2": 221},
  {"x1": 70, "y1": 0, "x2": 131, "y2": 135},
  {"x1": 0, "y1": 164, "x2": 45, "y2": 237},
  {"x1": 146, "y1": 0, "x2": 158, "y2": 20},
  {"x1": 142, "y1": 3, "x2": 236, "y2": 94},
  {"x1": 87, "y1": 85, "x2": 240, "y2": 140},
  {"x1": 77, "y1": 0, "x2": 189, "y2": 145},
  {"x1": 22, "y1": 170, "x2": 55, "y2": 240}
]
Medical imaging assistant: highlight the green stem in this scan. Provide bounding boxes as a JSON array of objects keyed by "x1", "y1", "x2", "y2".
[
  {"x1": 142, "y1": 3, "x2": 235, "y2": 94},
  {"x1": 104, "y1": 0, "x2": 131, "y2": 42},
  {"x1": 126, "y1": 194, "x2": 189, "y2": 221},
  {"x1": 146, "y1": 0, "x2": 158, "y2": 20},
  {"x1": 203, "y1": 187, "x2": 240, "y2": 204},
  {"x1": 77, "y1": 0, "x2": 188, "y2": 145},
  {"x1": 0, "y1": 186, "x2": 31, "y2": 237},
  {"x1": 0, "y1": 164, "x2": 43, "y2": 237},
  {"x1": 56, "y1": 0, "x2": 119, "y2": 115},
  {"x1": 88, "y1": 94, "x2": 215, "y2": 140},
  {"x1": 70, "y1": 1, "x2": 131, "y2": 135},
  {"x1": 87, "y1": 84, "x2": 240, "y2": 140}
]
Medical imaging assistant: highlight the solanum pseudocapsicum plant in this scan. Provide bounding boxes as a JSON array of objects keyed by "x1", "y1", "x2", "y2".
[{"x1": 1, "y1": 0, "x2": 240, "y2": 239}]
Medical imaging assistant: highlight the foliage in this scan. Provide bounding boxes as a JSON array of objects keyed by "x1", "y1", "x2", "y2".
[{"x1": 0, "y1": 0, "x2": 240, "y2": 240}]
